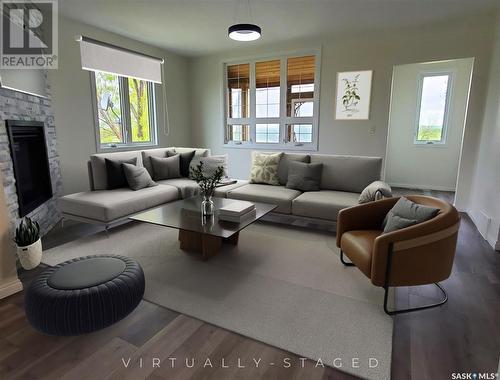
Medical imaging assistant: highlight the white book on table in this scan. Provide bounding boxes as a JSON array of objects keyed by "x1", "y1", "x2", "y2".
[
  {"x1": 218, "y1": 201, "x2": 255, "y2": 216},
  {"x1": 219, "y1": 209, "x2": 256, "y2": 223}
]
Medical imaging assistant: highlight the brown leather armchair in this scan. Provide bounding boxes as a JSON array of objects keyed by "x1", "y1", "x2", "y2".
[{"x1": 336, "y1": 195, "x2": 460, "y2": 315}]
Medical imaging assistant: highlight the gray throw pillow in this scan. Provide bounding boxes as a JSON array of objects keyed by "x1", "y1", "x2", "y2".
[
  {"x1": 150, "y1": 155, "x2": 180, "y2": 180},
  {"x1": 122, "y1": 163, "x2": 157, "y2": 191},
  {"x1": 383, "y1": 215, "x2": 418, "y2": 233},
  {"x1": 383, "y1": 197, "x2": 439, "y2": 233},
  {"x1": 359, "y1": 181, "x2": 393, "y2": 203},
  {"x1": 167, "y1": 150, "x2": 195, "y2": 177},
  {"x1": 286, "y1": 161, "x2": 323, "y2": 191}
]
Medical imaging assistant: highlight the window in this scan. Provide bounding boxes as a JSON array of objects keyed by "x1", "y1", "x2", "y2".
[
  {"x1": 415, "y1": 73, "x2": 452, "y2": 144},
  {"x1": 227, "y1": 63, "x2": 249, "y2": 118},
  {"x1": 226, "y1": 124, "x2": 250, "y2": 142},
  {"x1": 92, "y1": 71, "x2": 157, "y2": 150},
  {"x1": 224, "y1": 51, "x2": 320, "y2": 149},
  {"x1": 256, "y1": 60, "x2": 280, "y2": 118}
]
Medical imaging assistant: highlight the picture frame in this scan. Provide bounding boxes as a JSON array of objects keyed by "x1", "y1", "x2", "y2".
[{"x1": 335, "y1": 70, "x2": 373, "y2": 120}]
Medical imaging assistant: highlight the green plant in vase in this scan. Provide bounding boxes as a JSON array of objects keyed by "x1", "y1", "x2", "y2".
[
  {"x1": 13, "y1": 217, "x2": 42, "y2": 270},
  {"x1": 190, "y1": 162, "x2": 224, "y2": 216}
]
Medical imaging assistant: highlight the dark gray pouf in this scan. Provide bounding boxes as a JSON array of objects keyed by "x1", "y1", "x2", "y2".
[{"x1": 25, "y1": 255, "x2": 145, "y2": 336}]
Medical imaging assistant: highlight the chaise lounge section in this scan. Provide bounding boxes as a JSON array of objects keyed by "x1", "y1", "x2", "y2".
[{"x1": 58, "y1": 147, "x2": 248, "y2": 228}]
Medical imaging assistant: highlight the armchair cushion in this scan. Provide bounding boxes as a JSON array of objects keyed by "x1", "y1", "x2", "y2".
[
  {"x1": 382, "y1": 197, "x2": 439, "y2": 233},
  {"x1": 340, "y1": 230, "x2": 382, "y2": 278},
  {"x1": 358, "y1": 181, "x2": 392, "y2": 203}
]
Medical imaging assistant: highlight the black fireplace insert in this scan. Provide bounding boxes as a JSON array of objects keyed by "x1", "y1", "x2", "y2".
[{"x1": 6, "y1": 120, "x2": 53, "y2": 217}]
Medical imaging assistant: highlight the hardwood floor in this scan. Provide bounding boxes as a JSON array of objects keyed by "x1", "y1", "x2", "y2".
[{"x1": 1, "y1": 190, "x2": 498, "y2": 380}]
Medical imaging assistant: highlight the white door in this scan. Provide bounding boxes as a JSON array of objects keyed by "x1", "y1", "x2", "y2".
[{"x1": 385, "y1": 58, "x2": 474, "y2": 191}]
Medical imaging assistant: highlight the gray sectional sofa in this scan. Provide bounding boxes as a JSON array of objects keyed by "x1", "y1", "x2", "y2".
[{"x1": 58, "y1": 148, "x2": 385, "y2": 231}]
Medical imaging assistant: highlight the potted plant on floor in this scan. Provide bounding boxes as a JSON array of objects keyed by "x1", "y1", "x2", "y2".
[
  {"x1": 14, "y1": 217, "x2": 42, "y2": 270},
  {"x1": 190, "y1": 162, "x2": 224, "y2": 216}
]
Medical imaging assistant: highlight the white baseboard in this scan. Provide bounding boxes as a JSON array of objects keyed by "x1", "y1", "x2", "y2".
[
  {"x1": 0, "y1": 278, "x2": 23, "y2": 299},
  {"x1": 389, "y1": 182, "x2": 456, "y2": 192}
]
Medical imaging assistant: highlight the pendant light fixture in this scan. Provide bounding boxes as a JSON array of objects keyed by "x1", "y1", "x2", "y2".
[{"x1": 228, "y1": 0, "x2": 261, "y2": 41}]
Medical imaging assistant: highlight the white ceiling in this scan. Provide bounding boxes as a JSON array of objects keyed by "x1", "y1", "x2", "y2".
[{"x1": 59, "y1": 0, "x2": 500, "y2": 57}]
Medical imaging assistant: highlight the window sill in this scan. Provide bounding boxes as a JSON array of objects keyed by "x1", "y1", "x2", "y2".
[
  {"x1": 97, "y1": 143, "x2": 159, "y2": 153},
  {"x1": 413, "y1": 141, "x2": 447, "y2": 148},
  {"x1": 222, "y1": 143, "x2": 318, "y2": 151}
]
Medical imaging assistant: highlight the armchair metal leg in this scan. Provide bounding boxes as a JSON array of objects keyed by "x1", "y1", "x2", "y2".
[
  {"x1": 383, "y1": 282, "x2": 448, "y2": 316},
  {"x1": 340, "y1": 250, "x2": 355, "y2": 266},
  {"x1": 383, "y1": 244, "x2": 448, "y2": 315}
]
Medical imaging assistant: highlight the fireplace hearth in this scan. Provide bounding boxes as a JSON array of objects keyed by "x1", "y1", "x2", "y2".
[{"x1": 6, "y1": 120, "x2": 53, "y2": 217}]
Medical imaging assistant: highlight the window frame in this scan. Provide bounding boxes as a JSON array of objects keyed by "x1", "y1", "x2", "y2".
[
  {"x1": 222, "y1": 48, "x2": 321, "y2": 151},
  {"x1": 413, "y1": 71, "x2": 454, "y2": 146},
  {"x1": 90, "y1": 71, "x2": 158, "y2": 152}
]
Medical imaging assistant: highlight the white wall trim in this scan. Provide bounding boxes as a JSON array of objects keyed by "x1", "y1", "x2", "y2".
[
  {"x1": 388, "y1": 182, "x2": 456, "y2": 192},
  {"x1": 468, "y1": 210, "x2": 500, "y2": 250},
  {"x1": 0, "y1": 278, "x2": 23, "y2": 300}
]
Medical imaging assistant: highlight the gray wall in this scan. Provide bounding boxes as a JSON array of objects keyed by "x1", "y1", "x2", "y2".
[
  {"x1": 189, "y1": 15, "x2": 495, "y2": 212},
  {"x1": 468, "y1": 12, "x2": 500, "y2": 250},
  {"x1": 49, "y1": 17, "x2": 192, "y2": 195}
]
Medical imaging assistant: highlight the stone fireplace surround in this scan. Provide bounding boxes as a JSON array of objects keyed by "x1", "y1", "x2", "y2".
[{"x1": 0, "y1": 74, "x2": 62, "y2": 236}]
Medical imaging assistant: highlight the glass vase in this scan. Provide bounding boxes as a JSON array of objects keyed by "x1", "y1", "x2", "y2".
[{"x1": 201, "y1": 194, "x2": 215, "y2": 216}]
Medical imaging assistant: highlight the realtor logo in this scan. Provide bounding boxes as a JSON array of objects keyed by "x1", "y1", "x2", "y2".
[{"x1": 0, "y1": 0, "x2": 58, "y2": 68}]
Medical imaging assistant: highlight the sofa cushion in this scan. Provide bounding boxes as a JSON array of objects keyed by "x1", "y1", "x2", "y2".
[
  {"x1": 227, "y1": 184, "x2": 301, "y2": 214},
  {"x1": 105, "y1": 157, "x2": 138, "y2": 190},
  {"x1": 91, "y1": 151, "x2": 143, "y2": 190},
  {"x1": 141, "y1": 147, "x2": 175, "y2": 176},
  {"x1": 292, "y1": 190, "x2": 360, "y2": 221},
  {"x1": 277, "y1": 153, "x2": 310, "y2": 185},
  {"x1": 150, "y1": 155, "x2": 181, "y2": 180},
  {"x1": 286, "y1": 161, "x2": 322, "y2": 192},
  {"x1": 156, "y1": 178, "x2": 200, "y2": 198},
  {"x1": 172, "y1": 147, "x2": 210, "y2": 157},
  {"x1": 310, "y1": 155, "x2": 382, "y2": 193},
  {"x1": 58, "y1": 185, "x2": 179, "y2": 223},
  {"x1": 213, "y1": 180, "x2": 249, "y2": 198}
]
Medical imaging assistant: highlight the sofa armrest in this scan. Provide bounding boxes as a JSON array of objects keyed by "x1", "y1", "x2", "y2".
[
  {"x1": 87, "y1": 161, "x2": 95, "y2": 191},
  {"x1": 336, "y1": 197, "x2": 398, "y2": 247}
]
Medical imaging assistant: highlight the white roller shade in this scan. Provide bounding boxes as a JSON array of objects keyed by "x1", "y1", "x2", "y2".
[{"x1": 78, "y1": 37, "x2": 163, "y2": 83}]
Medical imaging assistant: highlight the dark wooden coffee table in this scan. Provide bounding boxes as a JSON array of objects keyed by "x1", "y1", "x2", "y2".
[{"x1": 129, "y1": 196, "x2": 276, "y2": 260}]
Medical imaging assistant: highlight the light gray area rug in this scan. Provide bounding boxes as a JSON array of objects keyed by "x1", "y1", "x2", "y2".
[{"x1": 43, "y1": 221, "x2": 393, "y2": 379}]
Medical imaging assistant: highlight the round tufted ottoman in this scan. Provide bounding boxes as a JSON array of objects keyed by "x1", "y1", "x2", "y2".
[{"x1": 25, "y1": 255, "x2": 145, "y2": 336}]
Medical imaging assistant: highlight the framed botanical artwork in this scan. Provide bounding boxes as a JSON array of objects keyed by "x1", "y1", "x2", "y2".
[{"x1": 335, "y1": 70, "x2": 373, "y2": 120}]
